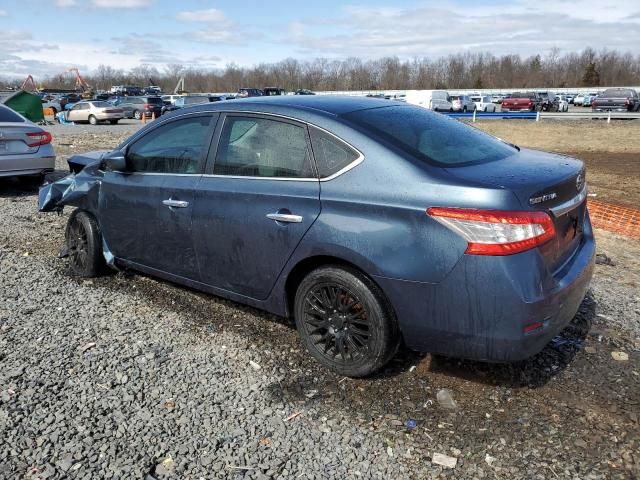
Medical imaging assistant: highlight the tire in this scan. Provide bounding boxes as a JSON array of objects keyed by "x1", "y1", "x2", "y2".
[
  {"x1": 88, "y1": 115, "x2": 98, "y2": 125},
  {"x1": 133, "y1": 110, "x2": 142, "y2": 120},
  {"x1": 463, "y1": 106, "x2": 467, "y2": 112},
  {"x1": 483, "y1": 107, "x2": 487, "y2": 112},
  {"x1": 65, "y1": 210, "x2": 106, "y2": 277},
  {"x1": 294, "y1": 266, "x2": 400, "y2": 377},
  {"x1": 110, "y1": 119, "x2": 119, "y2": 125}
]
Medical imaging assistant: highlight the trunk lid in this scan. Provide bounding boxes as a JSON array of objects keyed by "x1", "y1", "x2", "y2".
[
  {"x1": 0, "y1": 123, "x2": 43, "y2": 156},
  {"x1": 445, "y1": 148, "x2": 586, "y2": 272}
]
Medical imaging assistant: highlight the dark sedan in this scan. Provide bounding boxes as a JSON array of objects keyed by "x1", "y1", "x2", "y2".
[{"x1": 39, "y1": 96, "x2": 595, "y2": 377}]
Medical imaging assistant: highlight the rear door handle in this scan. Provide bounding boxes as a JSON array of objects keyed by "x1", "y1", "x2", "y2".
[
  {"x1": 266, "y1": 213, "x2": 303, "y2": 223},
  {"x1": 162, "y1": 199, "x2": 189, "y2": 208}
]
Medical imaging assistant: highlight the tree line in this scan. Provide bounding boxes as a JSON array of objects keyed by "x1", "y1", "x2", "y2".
[{"x1": 3, "y1": 48, "x2": 639, "y2": 93}]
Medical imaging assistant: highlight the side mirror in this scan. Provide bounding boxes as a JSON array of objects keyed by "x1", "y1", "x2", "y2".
[{"x1": 102, "y1": 150, "x2": 127, "y2": 172}]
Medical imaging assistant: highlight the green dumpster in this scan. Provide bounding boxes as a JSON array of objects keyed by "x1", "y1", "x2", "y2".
[{"x1": 1, "y1": 90, "x2": 44, "y2": 122}]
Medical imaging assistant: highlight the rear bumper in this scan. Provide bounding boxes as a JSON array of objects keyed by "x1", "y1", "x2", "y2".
[
  {"x1": 374, "y1": 213, "x2": 596, "y2": 362},
  {"x1": 0, "y1": 154, "x2": 55, "y2": 177},
  {"x1": 592, "y1": 107, "x2": 630, "y2": 112},
  {"x1": 95, "y1": 113, "x2": 124, "y2": 120}
]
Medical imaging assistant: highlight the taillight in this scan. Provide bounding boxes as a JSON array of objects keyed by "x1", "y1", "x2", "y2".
[
  {"x1": 591, "y1": 99, "x2": 596, "y2": 108},
  {"x1": 527, "y1": 101, "x2": 532, "y2": 107},
  {"x1": 26, "y1": 131, "x2": 52, "y2": 147},
  {"x1": 427, "y1": 207, "x2": 556, "y2": 256}
]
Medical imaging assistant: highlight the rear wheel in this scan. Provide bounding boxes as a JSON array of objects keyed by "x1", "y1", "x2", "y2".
[
  {"x1": 133, "y1": 110, "x2": 142, "y2": 120},
  {"x1": 463, "y1": 106, "x2": 467, "y2": 112},
  {"x1": 88, "y1": 115, "x2": 98, "y2": 125},
  {"x1": 65, "y1": 210, "x2": 106, "y2": 277},
  {"x1": 294, "y1": 266, "x2": 399, "y2": 377}
]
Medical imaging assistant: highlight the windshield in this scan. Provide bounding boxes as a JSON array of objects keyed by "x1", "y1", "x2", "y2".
[{"x1": 343, "y1": 105, "x2": 516, "y2": 167}]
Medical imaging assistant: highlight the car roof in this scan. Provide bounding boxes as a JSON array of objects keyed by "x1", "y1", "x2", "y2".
[{"x1": 182, "y1": 95, "x2": 402, "y2": 117}]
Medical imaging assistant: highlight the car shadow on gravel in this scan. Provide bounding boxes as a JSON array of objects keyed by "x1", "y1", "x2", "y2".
[
  {"x1": 0, "y1": 177, "x2": 41, "y2": 198},
  {"x1": 58, "y1": 260, "x2": 596, "y2": 392}
]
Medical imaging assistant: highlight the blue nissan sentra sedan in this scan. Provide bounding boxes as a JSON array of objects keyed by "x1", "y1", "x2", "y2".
[{"x1": 40, "y1": 96, "x2": 595, "y2": 377}]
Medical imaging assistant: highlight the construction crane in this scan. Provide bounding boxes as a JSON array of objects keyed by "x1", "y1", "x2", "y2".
[
  {"x1": 21, "y1": 75, "x2": 38, "y2": 92},
  {"x1": 66, "y1": 68, "x2": 94, "y2": 98},
  {"x1": 173, "y1": 76, "x2": 187, "y2": 94}
]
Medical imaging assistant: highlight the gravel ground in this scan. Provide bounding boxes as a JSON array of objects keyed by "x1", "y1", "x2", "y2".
[{"x1": 0, "y1": 129, "x2": 639, "y2": 479}]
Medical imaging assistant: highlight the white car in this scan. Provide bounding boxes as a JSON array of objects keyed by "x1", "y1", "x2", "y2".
[
  {"x1": 573, "y1": 93, "x2": 586, "y2": 106},
  {"x1": 470, "y1": 95, "x2": 497, "y2": 112},
  {"x1": 554, "y1": 95, "x2": 570, "y2": 112}
]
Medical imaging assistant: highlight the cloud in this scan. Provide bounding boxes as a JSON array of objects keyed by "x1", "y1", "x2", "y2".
[
  {"x1": 54, "y1": 0, "x2": 77, "y2": 6},
  {"x1": 93, "y1": 0, "x2": 154, "y2": 8},
  {"x1": 0, "y1": 9, "x2": 7, "y2": 16},
  {"x1": 286, "y1": 0, "x2": 640, "y2": 58},
  {"x1": 175, "y1": 8, "x2": 246, "y2": 45},
  {"x1": 176, "y1": 8, "x2": 227, "y2": 23}
]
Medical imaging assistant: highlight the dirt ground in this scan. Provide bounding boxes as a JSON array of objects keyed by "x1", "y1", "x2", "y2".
[{"x1": 474, "y1": 121, "x2": 640, "y2": 208}]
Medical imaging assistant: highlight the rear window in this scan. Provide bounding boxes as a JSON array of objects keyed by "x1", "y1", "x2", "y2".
[
  {"x1": 343, "y1": 105, "x2": 516, "y2": 167},
  {"x1": 146, "y1": 97, "x2": 163, "y2": 104},
  {"x1": 601, "y1": 89, "x2": 633, "y2": 97},
  {"x1": 507, "y1": 92, "x2": 536, "y2": 99},
  {"x1": 91, "y1": 101, "x2": 110, "y2": 108},
  {"x1": 0, "y1": 105, "x2": 25, "y2": 122}
]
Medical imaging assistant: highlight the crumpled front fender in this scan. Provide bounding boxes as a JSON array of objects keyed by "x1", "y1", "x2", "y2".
[{"x1": 38, "y1": 160, "x2": 103, "y2": 213}]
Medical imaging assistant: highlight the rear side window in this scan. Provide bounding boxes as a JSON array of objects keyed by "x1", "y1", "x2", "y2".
[
  {"x1": 344, "y1": 105, "x2": 516, "y2": 167},
  {"x1": 0, "y1": 106, "x2": 25, "y2": 122},
  {"x1": 310, "y1": 127, "x2": 360, "y2": 178},
  {"x1": 146, "y1": 97, "x2": 163, "y2": 104},
  {"x1": 126, "y1": 115, "x2": 212, "y2": 174},
  {"x1": 214, "y1": 116, "x2": 313, "y2": 178}
]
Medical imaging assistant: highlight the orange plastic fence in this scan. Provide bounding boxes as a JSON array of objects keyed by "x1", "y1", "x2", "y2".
[{"x1": 588, "y1": 199, "x2": 640, "y2": 238}]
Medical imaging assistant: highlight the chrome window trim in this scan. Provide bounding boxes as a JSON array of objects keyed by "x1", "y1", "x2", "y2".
[
  {"x1": 549, "y1": 185, "x2": 588, "y2": 217},
  {"x1": 120, "y1": 109, "x2": 365, "y2": 182}
]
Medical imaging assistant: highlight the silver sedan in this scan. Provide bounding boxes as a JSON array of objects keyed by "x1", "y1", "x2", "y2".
[
  {"x1": 0, "y1": 104, "x2": 55, "y2": 179},
  {"x1": 65, "y1": 101, "x2": 124, "y2": 125}
]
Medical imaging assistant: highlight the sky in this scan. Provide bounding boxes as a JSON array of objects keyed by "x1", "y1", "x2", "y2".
[{"x1": 0, "y1": 0, "x2": 639, "y2": 78}]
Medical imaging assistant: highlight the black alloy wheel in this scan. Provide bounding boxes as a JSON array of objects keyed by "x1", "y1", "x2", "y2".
[
  {"x1": 294, "y1": 266, "x2": 399, "y2": 377},
  {"x1": 65, "y1": 210, "x2": 107, "y2": 277}
]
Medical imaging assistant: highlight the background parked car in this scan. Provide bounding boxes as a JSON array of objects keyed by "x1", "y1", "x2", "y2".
[
  {"x1": 263, "y1": 87, "x2": 286, "y2": 96},
  {"x1": 554, "y1": 95, "x2": 570, "y2": 112},
  {"x1": 450, "y1": 95, "x2": 476, "y2": 112},
  {"x1": 0, "y1": 104, "x2": 54, "y2": 179},
  {"x1": 591, "y1": 88, "x2": 640, "y2": 112},
  {"x1": 582, "y1": 93, "x2": 598, "y2": 107},
  {"x1": 64, "y1": 101, "x2": 124, "y2": 125},
  {"x1": 573, "y1": 93, "x2": 586, "y2": 106},
  {"x1": 539, "y1": 92, "x2": 560, "y2": 112},
  {"x1": 161, "y1": 95, "x2": 212, "y2": 115},
  {"x1": 294, "y1": 89, "x2": 315, "y2": 95},
  {"x1": 237, "y1": 88, "x2": 263, "y2": 98},
  {"x1": 118, "y1": 96, "x2": 163, "y2": 119},
  {"x1": 501, "y1": 92, "x2": 542, "y2": 112},
  {"x1": 470, "y1": 95, "x2": 497, "y2": 112}
]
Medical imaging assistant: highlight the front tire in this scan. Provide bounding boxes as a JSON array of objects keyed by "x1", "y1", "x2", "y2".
[
  {"x1": 294, "y1": 266, "x2": 399, "y2": 377},
  {"x1": 65, "y1": 210, "x2": 106, "y2": 277}
]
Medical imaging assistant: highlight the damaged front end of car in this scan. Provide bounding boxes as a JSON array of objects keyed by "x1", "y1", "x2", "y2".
[{"x1": 38, "y1": 150, "x2": 117, "y2": 267}]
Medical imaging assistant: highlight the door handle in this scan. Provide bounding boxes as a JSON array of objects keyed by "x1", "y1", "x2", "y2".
[
  {"x1": 162, "y1": 199, "x2": 189, "y2": 208},
  {"x1": 266, "y1": 213, "x2": 303, "y2": 223}
]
